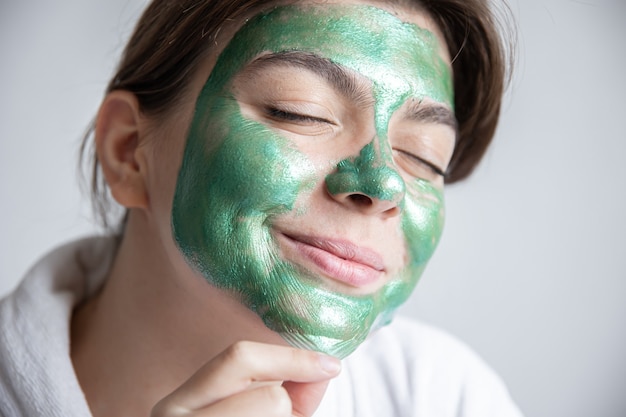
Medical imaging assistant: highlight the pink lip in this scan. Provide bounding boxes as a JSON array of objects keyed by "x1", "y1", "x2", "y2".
[{"x1": 281, "y1": 233, "x2": 385, "y2": 288}]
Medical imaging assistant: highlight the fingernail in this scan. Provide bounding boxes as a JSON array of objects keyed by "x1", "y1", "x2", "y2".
[{"x1": 319, "y1": 354, "x2": 341, "y2": 374}]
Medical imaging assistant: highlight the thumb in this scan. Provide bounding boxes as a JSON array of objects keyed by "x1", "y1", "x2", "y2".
[{"x1": 283, "y1": 380, "x2": 331, "y2": 417}]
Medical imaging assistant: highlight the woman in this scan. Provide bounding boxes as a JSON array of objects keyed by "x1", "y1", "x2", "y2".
[{"x1": 0, "y1": 0, "x2": 521, "y2": 416}]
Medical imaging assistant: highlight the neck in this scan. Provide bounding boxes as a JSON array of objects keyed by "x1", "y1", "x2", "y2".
[{"x1": 71, "y1": 211, "x2": 286, "y2": 416}]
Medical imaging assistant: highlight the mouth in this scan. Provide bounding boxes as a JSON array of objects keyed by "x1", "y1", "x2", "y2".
[{"x1": 278, "y1": 232, "x2": 385, "y2": 289}]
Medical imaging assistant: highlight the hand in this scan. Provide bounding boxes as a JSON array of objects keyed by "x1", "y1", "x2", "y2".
[{"x1": 151, "y1": 341, "x2": 341, "y2": 417}]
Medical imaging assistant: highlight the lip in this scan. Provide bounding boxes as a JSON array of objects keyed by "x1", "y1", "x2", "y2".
[{"x1": 279, "y1": 232, "x2": 385, "y2": 288}]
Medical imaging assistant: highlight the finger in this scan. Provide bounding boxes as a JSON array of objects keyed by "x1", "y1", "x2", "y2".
[
  {"x1": 153, "y1": 385, "x2": 292, "y2": 417},
  {"x1": 205, "y1": 385, "x2": 291, "y2": 417},
  {"x1": 164, "y1": 341, "x2": 340, "y2": 410},
  {"x1": 283, "y1": 380, "x2": 331, "y2": 417}
]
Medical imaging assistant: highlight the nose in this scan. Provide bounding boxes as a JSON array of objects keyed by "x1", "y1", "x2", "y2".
[{"x1": 325, "y1": 142, "x2": 405, "y2": 217}]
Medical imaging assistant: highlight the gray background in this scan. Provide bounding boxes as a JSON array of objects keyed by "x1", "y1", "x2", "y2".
[{"x1": 1, "y1": 1, "x2": 624, "y2": 416}]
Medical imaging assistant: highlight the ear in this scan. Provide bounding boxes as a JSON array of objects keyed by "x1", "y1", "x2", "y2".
[{"x1": 95, "y1": 90, "x2": 149, "y2": 209}]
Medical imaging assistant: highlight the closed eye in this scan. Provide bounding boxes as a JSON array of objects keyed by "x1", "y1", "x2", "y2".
[
  {"x1": 395, "y1": 149, "x2": 446, "y2": 178},
  {"x1": 266, "y1": 107, "x2": 335, "y2": 125}
]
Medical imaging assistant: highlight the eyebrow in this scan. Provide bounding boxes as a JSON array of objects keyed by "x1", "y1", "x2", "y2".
[
  {"x1": 403, "y1": 100, "x2": 458, "y2": 132},
  {"x1": 242, "y1": 51, "x2": 458, "y2": 132}
]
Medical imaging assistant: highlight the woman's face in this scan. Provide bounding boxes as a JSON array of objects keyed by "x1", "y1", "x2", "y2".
[{"x1": 170, "y1": 3, "x2": 455, "y2": 358}]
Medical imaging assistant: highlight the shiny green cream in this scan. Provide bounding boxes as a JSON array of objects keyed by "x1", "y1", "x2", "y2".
[{"x1": 172, "y1": 5, "x2": 452, "y2": 358}]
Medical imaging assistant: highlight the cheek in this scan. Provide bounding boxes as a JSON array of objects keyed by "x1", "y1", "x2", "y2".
[
  {"x1": 213, "y1": 112, "x2": 318, "y2": 212},
  {"x1": 401, "y1": 182, "x2": 445, "y2": 268},
  {"x1": 172, "y1": 97, "x2": 319, "y2": 238}
]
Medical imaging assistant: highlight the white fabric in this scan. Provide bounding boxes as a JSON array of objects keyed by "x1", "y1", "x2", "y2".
[
  {"x1": 0, "y1": 237, "x2": 114, "y2": 417},
  {"x1": 315, "y1": 319, "x2": 524, "y2": 416},
  {"x1": 0, "y1": 237, "x2": 523, "y2": 417}
]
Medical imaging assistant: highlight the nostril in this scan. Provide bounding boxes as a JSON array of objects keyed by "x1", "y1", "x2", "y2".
[
  {"x1": 385, "y1": 206, "x2": 401, "y2": 217},
  {"x1": 348, "y1": 194, "x2": 373, "y2": 207}
]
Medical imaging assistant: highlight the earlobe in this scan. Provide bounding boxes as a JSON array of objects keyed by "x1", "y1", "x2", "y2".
[{"x1": 95, "y1": 90, "x2": 149, "y2": 209}]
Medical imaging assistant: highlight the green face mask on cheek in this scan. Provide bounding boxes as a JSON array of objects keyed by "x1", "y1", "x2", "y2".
[{"x1": 171, "y1": 4, "x2": 453, "y2": 358}]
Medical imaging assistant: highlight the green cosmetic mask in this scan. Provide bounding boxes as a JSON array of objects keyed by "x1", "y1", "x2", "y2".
[{"x1": 172, "y1": 4, "x2": 452, "y2": 358}]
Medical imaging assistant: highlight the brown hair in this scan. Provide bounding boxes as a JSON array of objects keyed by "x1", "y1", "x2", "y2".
[{"x1": 80, "y1": 0, "x2": 515, "y2": 230}]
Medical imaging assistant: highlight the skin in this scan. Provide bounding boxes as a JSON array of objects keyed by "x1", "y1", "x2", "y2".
[
  {"x1": 71, "y1": 2, "x2": 456, "y2": 416},
  {"x1": 172, "y1": 4, "x2": 455, "y2": 358}
]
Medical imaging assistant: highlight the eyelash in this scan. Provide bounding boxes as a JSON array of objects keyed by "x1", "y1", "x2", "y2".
[
  {"x1": 266, "y1": 107, "x2": 333, "y2": 125},
  {"x1": 396, "y1": 149, "x2": 446, "y2": 178}
]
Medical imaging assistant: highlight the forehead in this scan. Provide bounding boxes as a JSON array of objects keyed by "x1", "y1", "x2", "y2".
[{"x1": 208, "y1": 4, "x2": 453, "y2": 107}]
